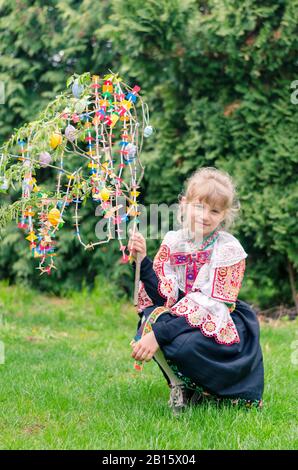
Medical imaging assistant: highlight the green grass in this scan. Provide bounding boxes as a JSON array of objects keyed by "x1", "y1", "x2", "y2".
[{"x1": 0, "y1": 279, "x2": 297, "y2": 450}]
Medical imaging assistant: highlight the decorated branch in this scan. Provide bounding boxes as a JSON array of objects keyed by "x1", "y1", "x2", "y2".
[{"x1": 0, "y1": 71, "x2": 152, "y2": 275}]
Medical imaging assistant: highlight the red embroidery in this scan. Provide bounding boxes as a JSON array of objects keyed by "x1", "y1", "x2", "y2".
[
  {"x1": 153, "y1": 244, "x2": 170, "y2": 276},
  {"x1": 217, "y1": 321, "x2": 239, "y2": 344},
  {"x1": 203, "y1": 320, "x2": 216, "y2": 333},
  {"x1": 137, "y1": 281, "x2": 153, "y2": 313},
  {"x1": 211, "y1": 259, "x2": 246, "y2": 303},
  {"x1": 170, "y1": 250, "x2": 212, "y2": 294},
  {"x1": 159, "y1": 277, "x2": 174, "y2": 297},
  {"x1": 153, "y1": 244, "x2": 178, "y2": 308},
  {"x1": 170, "y1": 297, "x2": 240, "y2": 345}
]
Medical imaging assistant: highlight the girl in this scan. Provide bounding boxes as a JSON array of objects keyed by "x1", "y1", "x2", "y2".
[{"x1": 128, "y1": 167, "x2": 264, "y2": 415}]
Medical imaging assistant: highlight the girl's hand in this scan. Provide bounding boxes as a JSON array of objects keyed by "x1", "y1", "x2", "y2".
[
  {"x1": 131, "y1": 331, "x2": 159, "y2": 362},
  {"x1": 128, "y1": 229, "x2": 147, "y2": 263}
]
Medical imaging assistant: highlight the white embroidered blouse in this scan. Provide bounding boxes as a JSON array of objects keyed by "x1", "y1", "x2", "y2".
[{"x1": 137, "y1": 228, "x2": 248, "y2": 346}]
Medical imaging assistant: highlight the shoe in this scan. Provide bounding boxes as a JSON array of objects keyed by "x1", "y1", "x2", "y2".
[{"x1": 168, "y1": 384, "x2": 191, "y2": 416}]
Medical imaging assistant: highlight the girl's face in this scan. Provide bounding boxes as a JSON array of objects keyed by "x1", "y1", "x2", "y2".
[{"x1": 184, "y1": 198, "x2": 226, "y2": 240}]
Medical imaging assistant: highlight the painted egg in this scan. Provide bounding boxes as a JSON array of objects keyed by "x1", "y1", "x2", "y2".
[
  {"x1": 126, "y1": 143, "x2": 137, "y2": 158},
  {"x1": 72, "y1": 81, "x2": 84, "y2": 98},
  {"x1": 50, "y1": 132, "x2": 62, "y2": 149},
  {"x1": 39, "y1": 151, "x2": 52, "y2": 168},
  {"x1": 48, "y1": 208, "x2": 61, "y2": 226},
  {"x1": 143, "y1": 125, "x2": 153, "y2": 138},
  {"x1": 65, "y1": 124, "x2": 77, "y2": 142},
  {"x1": 99, "y1": 188, "x2": 110, "y2": 201}
]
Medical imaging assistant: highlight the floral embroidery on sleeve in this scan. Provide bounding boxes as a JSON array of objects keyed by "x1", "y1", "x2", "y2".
[
  {"x1": 153, "y1": 240, "x2": 179, "y2": 308},
  {"x1": 211, "y1": 259, "x2": 246, "y2": 303}
]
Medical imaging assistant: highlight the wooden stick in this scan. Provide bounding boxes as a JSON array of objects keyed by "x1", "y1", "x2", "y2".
[{"x1": 133, "y1": 251, "x2": 141, "y2": 306}]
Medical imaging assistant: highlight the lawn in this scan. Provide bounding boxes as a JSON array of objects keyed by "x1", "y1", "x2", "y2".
[{"x1": 0, "y1": 279, "x2": 297, "y2": 450}]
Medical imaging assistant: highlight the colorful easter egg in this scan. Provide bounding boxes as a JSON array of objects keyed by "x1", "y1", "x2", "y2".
[
  {"x1": 99, "y1": 187, "x2": 110, "y2": 201},
  {"x1": 65, "y1": 124, "x2": 77, "y2": 142},
  {"x1": 143, "y1": 125, "x2": 153, "y2": 138},
  {"x1": 48, "y1": 208, "x2": 61, "y2": 226},
  {"x1": 50, "y1": 132, "x2": 62, "y2": 149},
  {"x1": 126, "y1": 143, "x2": 137, "y2": 158},
  {"x1": 39, "y1": 151, "x2": 52, "y2": 168},
  {"x1": 72, "y1": 81, "x2": 84, "y2": 98}
]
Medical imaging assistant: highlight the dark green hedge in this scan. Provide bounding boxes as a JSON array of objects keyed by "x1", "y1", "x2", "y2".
[{"x1": 0, "y1": 0, "x2": 297, "y2": 308}]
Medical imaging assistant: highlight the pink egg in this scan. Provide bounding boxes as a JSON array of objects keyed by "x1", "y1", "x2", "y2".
[{"x1": 39, "y1": 151, "x2": 52, "y2": 168}]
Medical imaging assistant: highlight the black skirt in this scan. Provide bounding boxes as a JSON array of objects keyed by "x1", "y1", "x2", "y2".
[{"x1": 133, "y1": 257, "x2": 264, "y2": 403}]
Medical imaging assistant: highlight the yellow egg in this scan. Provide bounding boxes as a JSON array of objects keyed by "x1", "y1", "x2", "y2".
[
  {"x1": 48, "y1": 208, "x2": 61, "y2": 226},
  {"x1": 50, "y1": 132, "x2": 62, "y2": 149},
  {"x1": 99, "y1": 188, "x2": 110, "y2": 201}
]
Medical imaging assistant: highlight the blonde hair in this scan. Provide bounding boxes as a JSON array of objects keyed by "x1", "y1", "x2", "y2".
[{"x1": 177, "y1": 167, "x2": 240, "y2": 231}]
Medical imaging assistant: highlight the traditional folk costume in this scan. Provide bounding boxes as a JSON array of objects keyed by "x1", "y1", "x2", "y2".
[{"x1": 132, "y1": 228, "x2": 264, "y2": 408}]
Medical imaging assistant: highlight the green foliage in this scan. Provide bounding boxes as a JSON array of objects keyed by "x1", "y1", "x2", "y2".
[{"x1": 0, "y1": 0, "x2": 297, "y2": 307}]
